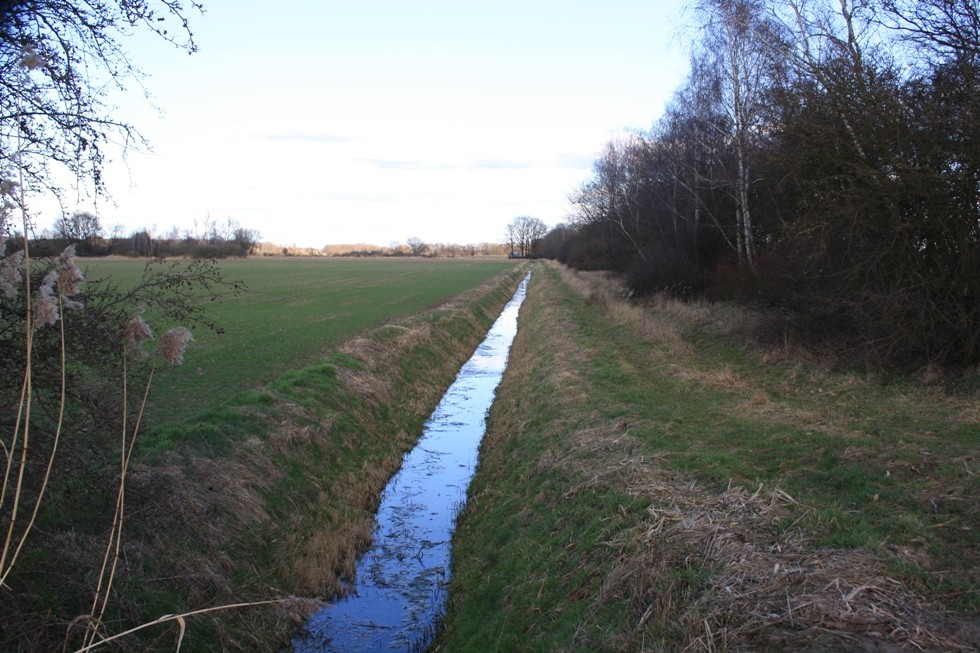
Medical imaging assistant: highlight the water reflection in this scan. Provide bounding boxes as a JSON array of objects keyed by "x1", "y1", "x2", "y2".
[{"x1": 292, "y1": 269, "x2": 532, "y2": 652}]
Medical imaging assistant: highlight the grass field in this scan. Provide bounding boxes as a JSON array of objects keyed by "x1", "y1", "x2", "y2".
[
  {"x1": 82, "y1": 257, "x2": 519, "y2": 427},
  {"x1": 7, "y1": 257, "x2": 527, "y2": 652}
]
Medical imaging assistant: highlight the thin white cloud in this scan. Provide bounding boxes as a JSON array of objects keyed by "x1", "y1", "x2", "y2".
[
  {"x1": 257, "y1": 132, "x2": 353, "y2": 143},
  {"x1": 360, "y1": 159, "x2": 429, "y2": 171},
  {"x1": 358, "y1": 158, "x2": 533, "y2": 172},
  {"x1": 321, "y1": 191, "x2": 398, "y2": 202}
]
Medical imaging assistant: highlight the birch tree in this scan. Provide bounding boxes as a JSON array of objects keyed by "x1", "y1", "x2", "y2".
[{"x1": 695, "y1": 0, "x2": 780, "y2": 270}]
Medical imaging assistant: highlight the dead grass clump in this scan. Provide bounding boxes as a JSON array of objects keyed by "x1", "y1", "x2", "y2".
[
  {"x1": 339, "y1": 337, "x2": 380, "y2": 366},
  {"x1": 670, "y1": 363, "x2": 746, "y2": 391},
  {"x1": 566, "y1": 430, "x2": 673, "y2": 499},
  {"x1": 336, "y1": 321, "x2": 436, "y2": 373},
  {"x1": 121, "y1": 439, "x2": 286, "y2": 604},
  {"x1": 595, "y1": 477, "x2": 978, "y2": 651},
  {"x1": 287, "y1": 520, "x2": 374, "y2": 597},
  {"x1": 556, "y1": 263, "x2": 695, "y2": 355},
  {"x1": 557, "y1": 266, "x2": 624, "y2": 301},
  {"x1": 188, "y1": 450, "x2": 276, "y2": 525},
  {"x1": 647, "y1": 292, "x2": 713, "y2": 324},
  {"x1": 553, "y1": 368, "x2": 590, "y2": 407},
  {"x1": 380, "y1": 322, "x2": 433, "y2": 352},
  {"x1": 607, "y1": 300, "x2": 692, "y2": 354},
  {"x1": 335, "y1": 366, "x2": 394, "y2": 406},
  {"x1": 267, "y1": 405, "x2": 323, "y2": 455},
  {"x1": 959, "y1": 402, "x2": 980, "y2": 425},
  {"x1": 745, "y1": 389, "x2": 770, "y2": 407}
]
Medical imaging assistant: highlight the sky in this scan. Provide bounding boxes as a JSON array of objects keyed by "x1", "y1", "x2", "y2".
[{"x1": 68, "y1": 0, "x2": 692, "y2": 248}]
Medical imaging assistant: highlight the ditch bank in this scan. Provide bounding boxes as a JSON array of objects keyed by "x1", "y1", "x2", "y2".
[
  {"x1": 91, "y1": 264, "x2": 528, "y2": 651},
  {"x1": 293, "y1": 268, "x2": 531, "y2": 651},
  {"x1": 436, "y1": 261, "x2": 979, "y2": 652}
]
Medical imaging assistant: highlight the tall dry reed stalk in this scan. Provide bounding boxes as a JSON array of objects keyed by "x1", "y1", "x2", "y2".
[
  {"x1": 0, "y1": 43, "x2": 281, "y2": 653},
  {"x1": 0, "y1": 202, "x2": 276, "y2": 650},
  {"x1": 1, "y1": 56, "x2": 199, "y2": 649},
  {"x1": 0, "y1": 195, "x2": 194, "y2": 649}
]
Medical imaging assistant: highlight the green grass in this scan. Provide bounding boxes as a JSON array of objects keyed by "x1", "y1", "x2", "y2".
[
  {"x1": 82, "y1": 257, "x2": 517, "y2": 427},
  {"x1": 565, "y1": 286, "x2": 978, "y2": 561},
  {"x1": 439, "y1": 262, "x2": 979, "y2": 651}
]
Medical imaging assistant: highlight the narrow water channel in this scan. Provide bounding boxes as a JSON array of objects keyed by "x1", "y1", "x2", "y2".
[{"x1": 291, "y1": 268, "x2": 532, "y2": 652}]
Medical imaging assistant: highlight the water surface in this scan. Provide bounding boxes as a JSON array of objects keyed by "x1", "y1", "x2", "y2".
[{"x1": 292, "y1": 269, "x2": 531, "y2": 652}]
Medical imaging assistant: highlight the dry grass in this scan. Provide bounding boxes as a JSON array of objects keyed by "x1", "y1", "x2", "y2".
[
  {"x1": 266, "y1": 402, "x2": 324, "y2": 454},
  {"x1": 127, "y1": 438, "x2": 280, "y2": 601},
  {"x1": 585, "y1": 437, "x2": 979, "y2": 651},
  {"x1": 557, "y1": 266, "x2": 693, "y2": 356},
  {"x1": 960, "y1": 401, "x2": 980, "y2": 425},
  {"x1": 287, "y1": 522, "x2": 373, "y2": 597},
  {"x1": 669, "y1": 363, "x2": 746, "y2": 391},
  {"x1": 539, "y1": 413, "x2": 977, "y2": 650},
  {"x1": 447, "y1": 261, "x2": 979, "y2": 652}
]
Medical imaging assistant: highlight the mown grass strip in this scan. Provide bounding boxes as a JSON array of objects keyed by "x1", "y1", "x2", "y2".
[{"x1": 438, "y1": 261, "x2": 978, "y2": 652}]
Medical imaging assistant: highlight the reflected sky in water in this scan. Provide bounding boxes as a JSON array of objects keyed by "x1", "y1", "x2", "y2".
[{"x1": 293, "y1": 269, "x2": 531, "y2": 652}]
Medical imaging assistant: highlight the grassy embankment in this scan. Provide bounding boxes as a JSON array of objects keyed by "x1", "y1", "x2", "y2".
[
  {"x1": 12, "y1": 258, "x2": 525, "y2": 652},
  {"x1": 438, "y1": 260, "x2": 978, "y2": 652}
]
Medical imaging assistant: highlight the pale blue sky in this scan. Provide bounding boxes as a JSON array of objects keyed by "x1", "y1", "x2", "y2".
[{"x1": 83, "y1": 0, "x2": 691, "y2": 247}]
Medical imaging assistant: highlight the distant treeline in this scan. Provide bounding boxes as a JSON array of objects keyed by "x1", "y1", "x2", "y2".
[
  {"x1": 23, "y1": 217, "x2": 512, "y2": 260},
  {"x1": 256, "y1": 240, "x2": 512, "y2": 258},
  {"x1": 28, "y1": 232, "x2": 258, "y2": 258},
  {"x1": 23, "y1": 213, "x2": 261, "y2": 258},
  {"x1": 537, "y1": 0, "x2": 980, "y2": 368}
]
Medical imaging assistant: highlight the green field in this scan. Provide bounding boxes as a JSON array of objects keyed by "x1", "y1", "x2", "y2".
[
  {"x1": 83, "y1": 257, "x2": 519, "y2": 427},
  {"x1": 5, "y1": 256, "x2": 528, "y2": 652}
]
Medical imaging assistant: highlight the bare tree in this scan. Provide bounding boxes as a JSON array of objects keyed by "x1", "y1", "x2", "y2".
[
  {"x1": 695, "y1": 0, "x2": 781, "y2": 270},
  {"x1": 52, "y1": 210, "x2": 102, "y2": 242},
  {"x1": 765, "y1": 0, "x2": 980, "y2": 362},
  {"x1": 232, "y1": 225, "x2": 260, "y2": 255},
  {"x1": 1, "y1": 1, "x2": 202, "y2": 220},
  {"x1": 879, "y1": 0, "x2": 980, "y2": 59},
  {"x1": 506, "y1": 216, "x2": 548, "y2": 258},
  {"x1": 553, "y1": 0, "x2": 979, "y2": 364},
  {"x1": 108, "y1": 221, "x2": 125, "y2": 245},
  {"x1": 405, "y1": 236, "x2": 428, "y2": 257}
]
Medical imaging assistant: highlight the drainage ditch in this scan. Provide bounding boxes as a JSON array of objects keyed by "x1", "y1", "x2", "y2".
[{"x1": 291, "y1": 267, "x2": 532, "y2": 652}]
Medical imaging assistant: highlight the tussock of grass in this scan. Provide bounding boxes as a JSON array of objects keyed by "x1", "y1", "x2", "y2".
[{"x1": 439, "y1": 261, "x2": 978, "y2": 652}]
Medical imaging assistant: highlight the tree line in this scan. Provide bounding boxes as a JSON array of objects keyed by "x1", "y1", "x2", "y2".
[
  {"x1": 537, "y1": 0, "x2": 980, "y2": 368},
  {"x1": 22, "y1": 212, "x2": 261, "y2": 258}
]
